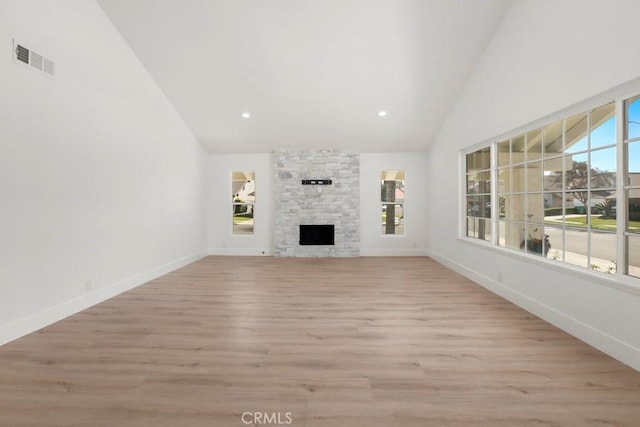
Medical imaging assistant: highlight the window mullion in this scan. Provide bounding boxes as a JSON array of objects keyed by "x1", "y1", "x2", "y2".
[
  {"x1": 616, "y1": 99, "x2": 627, "y2": 275},
  {"x1": 491, "y1": 143, "x2": 498, "y2": 246},
  {"x1": 587, "y1": 111, "x2": 592, "y2": 269}
]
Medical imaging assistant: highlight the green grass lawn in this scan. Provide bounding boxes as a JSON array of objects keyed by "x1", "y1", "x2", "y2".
[
  {"x1": 233, "y1": 215, "x2": 253, "y2": 223},
  {"x1": 545, "y1": 215, "x2": 640, "y2": 231}
]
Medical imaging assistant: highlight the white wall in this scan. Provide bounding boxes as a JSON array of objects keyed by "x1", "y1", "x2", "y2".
[
  {"x1": 0, "y1": 0, "x2": 207, "y2": 345},
  {"x1": 207, "y1": 154, "x2": 273, "y2": 255},
  {"x1": 427, "y1": 0, "x2": 640, "y2": 370},
  {"x1": 360, "y1": 153, "x2": 429, "y2": 256}
]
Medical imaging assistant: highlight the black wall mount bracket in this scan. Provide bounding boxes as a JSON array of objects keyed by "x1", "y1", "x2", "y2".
[{"x1": 301, "y1": 179, "x2": 332, "y2": 185}]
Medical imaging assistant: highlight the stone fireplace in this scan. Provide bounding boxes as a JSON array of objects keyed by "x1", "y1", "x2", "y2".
[{"x1": 273, "y1": 149, "x2": 360, "y2": 257}]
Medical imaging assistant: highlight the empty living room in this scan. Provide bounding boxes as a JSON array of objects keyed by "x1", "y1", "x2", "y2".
[{"x1": 2, "y1": 0, "x2": 640, "y2": 426}]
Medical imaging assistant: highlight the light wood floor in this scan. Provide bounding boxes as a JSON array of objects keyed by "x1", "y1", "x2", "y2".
[{"x1": 1, "y1": 257, "x2": 639, "y2": 426}]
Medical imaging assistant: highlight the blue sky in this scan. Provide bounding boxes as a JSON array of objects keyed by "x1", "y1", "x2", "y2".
[
  {"x1": 586, "y1": 100, "x2": 640, "y2": 173},
  {"x1": 628, "y1": 98, "x2": 640, "y2": 173}
]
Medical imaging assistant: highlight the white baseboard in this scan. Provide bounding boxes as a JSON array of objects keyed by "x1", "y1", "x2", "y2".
[
  {"x1": 428, "y1": 250, "x2": 640, "y2": 372},
  {"x1": 0, "y1": 251, "x2": 207, "y2": 347},
  {"x1": 360, "y1": 248, "x2": 430, "y2": 257},
  {"x1": 208, "y1": 248, "x2": 428, "y2": 257},
  {"x1": 208, "y1": 248, "x2": 272, "y2": 256}
]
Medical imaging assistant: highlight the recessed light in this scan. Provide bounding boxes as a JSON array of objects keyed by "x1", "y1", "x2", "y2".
[
  {"x1": 378, "y1": 110, "x2": 387, "y2": 117},
  {"x1": 241, "y1": 112, "x2": 251, "y2": 118}
]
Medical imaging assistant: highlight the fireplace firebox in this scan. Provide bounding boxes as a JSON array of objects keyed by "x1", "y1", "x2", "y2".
[{"x1": 299, "y1": 225, "x2": 334, "y2": 245}]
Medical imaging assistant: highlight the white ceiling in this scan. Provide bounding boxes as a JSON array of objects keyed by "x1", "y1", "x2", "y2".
[{"x1": 96, "y1": 0, "x2": 512, "y2": 154}]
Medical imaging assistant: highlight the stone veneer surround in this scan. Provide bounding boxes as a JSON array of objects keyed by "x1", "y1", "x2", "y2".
[{"x1": 273, "y1": 149, "x2": 360, "y2": 257}]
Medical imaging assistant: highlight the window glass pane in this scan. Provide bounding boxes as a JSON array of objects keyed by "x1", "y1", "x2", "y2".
[
  {"x1": 508, "y1": 222, "x2": 524, "y2": 251},
  {"x1": 626, "y1": 94, "x2": 640, "y2": 141},
  {"x1": 526, "y1": 193, "x2": 544, "y2": 224},
  {"x1": 511, "y1": 194, "x2": 525, "y2": 222},
  {"x1": 511, "y1": 135, "x2": 525, "y2": 164},
  {"x1": 526, "y1": 161, "x2": 543, "y2": 192},
  {"x1": 233, "y1": 205, "x2": 254, "y2": 235},
  {"x1": 512, "y1": 165, "x2": 525, "y2": 193},
  {"x1": 381, "y1": 170, "x2": 405, "y2": 203},
  {"x1": 544, "y1": 120, "x2": 563, "y2": 157},
  {"x1": 629, "y1": 189, "x2": 640, "y2": 233},
  {"x1": 591, "y1": 195, "x2": 617, "y2": 231},
  {"x1": 498, "y1": 193, "x2": 508, "y2": 219},
  {"x1": 467, "y1": 218, "x2": 492, "y2": 242},
  {"x1": 466, "y1": 148, "x2": 490, "y2": 172},
  {"x1": 590, "y1": 103, "x2": 615, "y2": 149},
  {"x1": 565, "y1": 193, "x2": 588, "y2": 225},
  {"x1": 564, "y1": 112, "x2": 588, "y2": 154},
  {"x1": 482, "y1": 219, "x2": 492, "y2": 242},
  {"x1": 565, "y1": 227, "x2": 589, "y2": 269},
  {"x1": 628, "y1": 235, "x2": 640, "y2": 278},
  {"x1": 545, "y1": 226, "x2": 564, "y2": 262},
  {"x1": 498, "y1": 219, "x2": 508, "y2": 247},
  {"x1": 590, "y1": 147, "x2": 616, "y2": 189},
  {"x1": 466, "y1": 195, "x2": 491, "y2": 219},
  {"x1": 523, "y1": 223, "x2": 548, "y2": 256},
  {"x1": 526, "y1": 129, "x2": 542, "y2": 161},
  {"x1": 466, "y1": 171, "x2": 490, "y2": 194},
  {"x1": 544, "y1": 193, "x2": 564, "y2": 223},
  {"x1": 497, "y1": 168, "x2": 511, "y2": 194},
  {"x1": 232, "y1": 171, "x2": 255, "y2": 203},
  {"x1": 628, "y1": 141, "x2": 640, "y2": 174},
  {"x1": 565, "y1": 152, "x2": 589, "y2": 192},
  {"x1": 466, "y1": 217, "x2": 478, "y2": 239},
  {"x1": 497, "y1": 140, "x2": 510, "y2": 167},
  {"x1": 543, "y1": 158, "x2": 564, "y2": 191},
  {"x1": 589, "y1": 231, "x2": 617, "y2": 274},
  {"x1": 382, "y1": 204, "x2": 404, "y2": 235}
]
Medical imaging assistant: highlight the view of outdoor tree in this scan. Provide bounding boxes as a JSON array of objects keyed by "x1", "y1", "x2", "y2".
[{"x1": 545, "y1": 160, "x2": 616, "y2": 208}]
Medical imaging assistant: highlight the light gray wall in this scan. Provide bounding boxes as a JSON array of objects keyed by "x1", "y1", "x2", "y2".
[
  {"x1": 0, "y1": 0, "x2": 207, "y2": 345},
  {"x1": 426, "y1": 0, "x2": 640, "y2": 370}
]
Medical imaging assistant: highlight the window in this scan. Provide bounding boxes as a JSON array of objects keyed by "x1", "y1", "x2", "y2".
[
  {"x1": 464, "y1": 91, "x2": 640, "y2": 281},
  {"x1": 381, "y1": 170, "x2": 405, "y2": 235},
  {"x1": 465, "y1": 148, "x2": 491, "y2": 242},
  {"x1": 494, "y1": 103, "x2": 617, "y2": 273},
  {"x1": 232, "y1": 171, "x2": 255, "y2": 235}
]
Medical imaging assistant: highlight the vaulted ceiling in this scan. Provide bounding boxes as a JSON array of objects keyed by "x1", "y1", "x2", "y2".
[{"x1": 97, "y1": 0, "x2": 512, "y2": 154}]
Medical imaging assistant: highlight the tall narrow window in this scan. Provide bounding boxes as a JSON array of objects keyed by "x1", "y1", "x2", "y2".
[
  {"x1": 465, "y1": 148, "x2": 492, "y2": 241},
  {"x1": 381, "y1": 170, "x2": 405, "y2": 235},
  {"x1": 232, "y1": 171, "x2": 255, "y2": 235},
  {"x1": 625, "y1": 95, "x2": 640, "y2": 277}
]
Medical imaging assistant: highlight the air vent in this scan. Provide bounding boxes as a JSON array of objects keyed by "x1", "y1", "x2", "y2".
[{"x1": 13, "y1": 39, "x2": 54, "y2": 77}]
